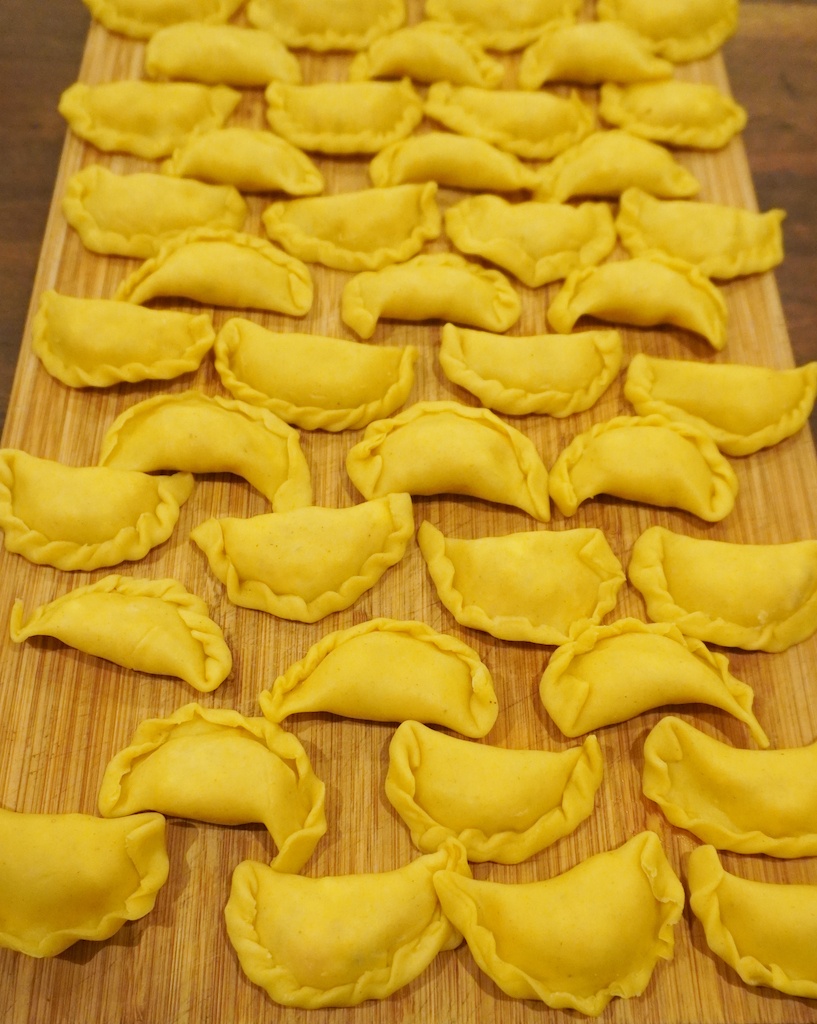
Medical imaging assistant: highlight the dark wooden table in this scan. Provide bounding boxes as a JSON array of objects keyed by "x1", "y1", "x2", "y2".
[{"x1": 1, "y1": 0, "x2": 816, "y2": 433}]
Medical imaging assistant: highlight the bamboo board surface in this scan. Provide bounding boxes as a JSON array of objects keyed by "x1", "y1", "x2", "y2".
[{"x1": 2, "y1": 3, "x2": 817, "y2": 1023}]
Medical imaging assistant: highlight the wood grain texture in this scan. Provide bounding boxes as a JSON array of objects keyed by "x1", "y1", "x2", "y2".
[{"x1": 2, "y1": 4, "x2": 817, "y2": 1023}]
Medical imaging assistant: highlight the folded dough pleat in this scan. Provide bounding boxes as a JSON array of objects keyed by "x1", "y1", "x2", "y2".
[
  {"x1": 643, "y1": 716, "x2": 817, "y2": 855},
  {"x1": 161, "y1": 127, "x2": 324, "y2": 195},
  {"x1": 114, "y1": 228, "x2": 313, "y2": 316},
  {"x1": 624, "y1": 353, "x2": 817, "y2": 456},
  {"x1": 518, "y1": 20, "x2": 673, "y2": 88},
  {"x1": 144, "y1": 22, "x2": 301, "y2": 86},
  {"x1": 81, "y1": 0, "x2": 245, "y2": 39},
  {"x1": 342, "y1": 253, "x2": 521, "y2": 339},
  {"x1": 190, "y1": 494, "x2": 414, "y2": 622},
  {"x1": 350, "y1": 22, "x2": 504, "y2": 88},
  {"x1": 424, "y1": 0, "x2": 583, "y2": 51},
  {"x1": 262, "y1": 183, "x2": 441, "y2": 271},
  {"x1": 265, "y1": 80, "x2": 422, "y2": 154},
  {"x1": 439, "y1": 323, "x2": 622, "y2": 417},
  {"x1": 98, "y1": 703, "x2": 326, "y2": 873},
  {"x1": 246, "y1": 0, "x2": 406, "y2": 51},
  {"x1": 548, "y1": 254, "x2": 727, "y2": 350},
  {"x1": 369, "y1": 132, "x2": 540, "y2": 192},
  {"x1": 386, "y1": 722, "x2": 603, "y2": 862},
  {"x1": 628, "y1": 525, "x2": 817, "y2": 652},
  {"x1": 346, "y1": 400, "x2": 550, "y2": 521},
  {"x1": 433, "y1": 831, "x2": 684, "y2": 1014},
  {"x1": 688, "y1": 845, "x2": 817, "y2": 998},
  {"x1": 418, "y1": 520, "x2": 625, "y2": 644},
  {"x1": 548, "y1": 414, "x2": 738, "y2": 521},
  {"x1": 0, "y1": 807, "x2": 168, "y2": 957},
  {"x1": 98, "y1": 390, "x2": 313, "y2": 510},
  {"x1": 32, "y1": 291, "x2": 215, "y2": 388},
  {"x1": 445, "y1": 195, "x2": 617, "y2": 287},
  {"x1": 10, "y1": 575, "x2": 232, "y2": 693},
  {"x1": 540, "y1": 619, "x2": 769, "y2": 747},
  {"x1": 535, "y1": 130, "x2": 700, "y2": 203},
  {"x1": 597, "y1": 0, "x2": 739, "y2": 62},
  {"x1": 224, "y1": 841, "x2": 468, "y2": 1008},
  {"x1": 600, "y1": 82, "x2": 747, "y2": 150},
  {"x1": 616, "y1": 188, "x2": 785, "y2": 279},
  {"x1": 214, "y1": 318, "x2": 417, "y2": 432},
  {"x1": 425, "y1": 83, "x2": 595, "y2": 160},
  {"x1": 62, "y1": 165, "x2": 247, "y2": 259},
  {"x1": 259, "y1": 619, "x2": 498, "y2": 738},
  {"x1": 0, "y1": 449, "x2": 193, "y2": 571},
  {"x1": 59, "y1": 81, "x2": 240, "y2": 159}
]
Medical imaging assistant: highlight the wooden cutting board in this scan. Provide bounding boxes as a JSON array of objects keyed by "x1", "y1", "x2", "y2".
[{"x1": 2, "y1": 4, "x2": 817, "y2": 1023}]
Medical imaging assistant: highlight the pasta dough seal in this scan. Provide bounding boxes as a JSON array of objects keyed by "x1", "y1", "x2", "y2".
[
  {"x1": 386, "y1": 722, "x2": 603, "y2": 862},
  {"x1": 10, "y1": 575, "x2": 232, "y2": 693},
  {"x1": 548, "y1": 414, "x2": 738, "y2": 522},
  {"x1": 259, "y1": 619, "x2": 498, "y2": 738},
  {"x1": 346, "y1": 400, "x2": 549, "y2": 521},
  {"x1": 418, "y1": 520, "x2": 625, "y2": 645},
  {"x1": 628, "y1": 525, "x2": 817, "y2": 652},
  {"x1": 433, "y1": 831, "x2": 684, "y2": 1014},
  {"x1": 190, "y1": 494, "x2": 414, "y2": 622},
  {"x1": 643, "y1": 716, "x2": 817, "y2": 855},
  {"x1": 0, "y1": 807, "x2": 168, "y2": 957},
  {"x1": 98, "y1": 703, "x2": 326, "y2": 873}
]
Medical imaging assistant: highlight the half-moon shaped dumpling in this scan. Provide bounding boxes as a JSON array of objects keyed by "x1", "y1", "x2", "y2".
[
  {"x1": 346, "y1": 400, "x2": 550, "y2": 521},
  {"x1": 62, "y1": 164, "x2": 247, "y2": 259},
  {"x1": 517, "y1": 20, "x2": 673, "y2": 88},
  {"x1": 425, "y1": 82, "x2": 595, "y2": 161},
  {"x1": 190, "y1": 494, "x2": 414, "y2": 622},
  {"x1": 386, "y1": 722, "x2": 603, "y2": 862},
  {"x1": 342, "y1": 253, "x2": 521, "y2": 339},
  {"x1": 350, "y1": 21, "x2": 504, "y2": 88},
  {"x1": 246, "y1": 0, "x2": 406, "y2": 51},
  {"x1": 643, "y1": 716, "x2": 817, "y2": 856},
  {"x1": 688, "y1": 845, "x2": 817, "y2": 998},
  {"x1": 548, "y1": 414, "x2": 738, "y2": 522},
  {"x1": 31, "y1": 291, "x2": 215, "y2": 388},
  {"x1": 445, "y1": 195, "x2": 616, "y2": 287},
  {"x1": 624, "y1": 353, "x2": 817, "y2": 456},
  {"x1": 224, "y1": 841, "x2": 468, "y2": 1008},
  {"x1": 10, "y1": 575, "x2": 232, "y2": 693},
  {"x1": 418, "y1": 520, "x2": 625, "y2": 644},
  {"x1": 540, "y1": 619, "x2": 769, "y2": 746},
  {"x1": 0, "y1": 449, "x2": 194, "y2": 571},
  {"x1": 215, "y1": 318, "x2": 417, "y2": 432},
  {"x1": 424, "y1": 0, "x2": 583, "y2": 52},
  {"x1": 259, "y1": 619, "x2": 498, "y2": 738},
  {"x1": 144, "y1": 22, "x2": 301, "y2": 86},
  {"x1": 548, "y1": 254, "x2": 727, "y2": 350},
  {"x1": 616, "y1": 188, "x2": 785, "y2": 279},
  {"x1": 628, "y1": 525, "x2": 817, "y2": 652},
  {"x1": 262, "y1": 183, "x2": 441, "y2": 271},
  {"x1": 114, "y1": 228, "x2": 313, "y2": 316},
  {"x1": 0, "y1": 807, "x2": 168, "y2": 958},
  {"x1": 369, "y1": 132, "x2": 540, "y2": 192},
  {"x1": 81, "y1": 0, "x2": 245, "y2": 39},
  {"x1": 433, "y1": 831, "x2": 684, "y2": 1014},
  {"x1": 161, "y1": 127, "x2": 324, "y2": 195},
  {"x1": 265, "y1": 80, "x2": 422, "y2": 154},
  {"x1": 98, "y1": 703, "x2": 326, "y2": 873},
  {"x1": 97, "y1": 390, "x2": 313, "y2": 510},
  {"x1": 535, "y1": 130, "x2": 700, "y2": 203},
  {"x1": 439, "y1": 323, "x2": 622, "y2": 417},
  {"x1": 600, "y1": 82, "x2": 747, "y2": 150},
  {"x1": 58, "y1": 80, "x2": 240, "y2": 159},
  {"x1": 597, "y1": 0, "x2": 739, "y2": 62}
]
